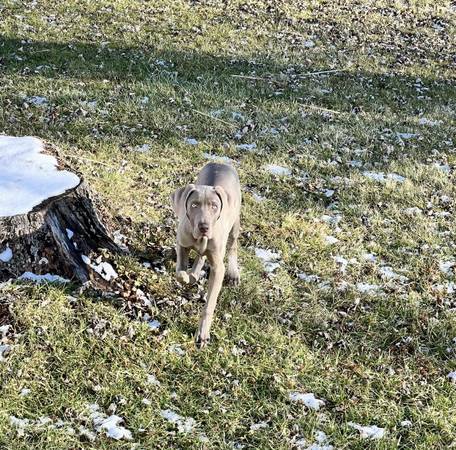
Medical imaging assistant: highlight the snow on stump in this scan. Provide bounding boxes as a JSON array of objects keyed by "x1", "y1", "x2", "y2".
[{"x1": 0, "y1": 136, "x2": 121, "y2": 284}]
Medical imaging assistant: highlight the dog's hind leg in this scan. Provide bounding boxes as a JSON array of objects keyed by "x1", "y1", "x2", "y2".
[{"x1": 226, "y1": 218, "x2": 240, "y2": 286}]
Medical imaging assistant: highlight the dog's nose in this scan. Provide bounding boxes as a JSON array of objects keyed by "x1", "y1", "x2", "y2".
[{"x1": 198, "y1": 223, "x2": 209, "y2": 234}]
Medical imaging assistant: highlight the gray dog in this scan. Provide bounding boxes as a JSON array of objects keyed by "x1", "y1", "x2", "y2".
[{"x1": 171, "y1": 162, "x2": 241, "y2": 347}]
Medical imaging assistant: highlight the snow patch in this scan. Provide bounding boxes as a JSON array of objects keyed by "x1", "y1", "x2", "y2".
[
  {"x1": 79, "y1": 425, "x2": 96, "y2": 441},
  {"x1": 289, "y1": 392, "x2": 325, "y2": 410},
  {"x1": 236, "y1": 143, "x2": 257, "y2": 151},
  {"x1": 184, "y1": 138, "x2": 198, "y2": 146},
  {"x1": 155, "y1": 59, "x2": 171, "y2": 67},
  {"x1": 404, "y1": 207, "x2": 422, "y2": 216},
  {"x1": 255, "y1": 248, "x2": 281, "y2": 273},
  {"x1": 39, "y1": 257, "x2": 49, "y2": 265},
  {"x1": 298, "y1": 273, "x2": 320, "y2": 283},
  {"x1": 265, "y1": 164, "x2": 291, "y2": 176},
  {"x1": 160, "y1": 409, "x2": 196, "y2": 433},
  {"x1": 440, "y1": 195, "x2": 452, "y2": 204},
  {"x1": 231, "y1": 112, "x2": 245, "y2": 121},
  {"x1": 294, "y1": 430, "x2": 333, "y2": 450},
  {"x1": 81, "y1": 256, "x2": 117, "y2": 281},
  {"x1": 320, "y1": 214, "x2": 342, "y2": 227},
  {"x1": 147, "y1": 374, "x2": 161, "y2": 386},
  {"x1": 18, "y1": 272, "x2": 70, "y2": 283},
  {"x1": 198, "y1": 433, "x2": 210, "y2": 443},
  {"x1": 250, "y1": 421, "x2": 269, "y2": 431},
  {"x1": 168, "y1": 344, "x2": 185, "y2": 356},
  {"x1": 439, "y1": 260, "x2": 455, "y2": 275},
  {"x1": 81, "y1": 254, "x2": 91, "y2": 264},
  {"x1": 81, "y1": 100, "x2": 97, "y2": 110},
  {"x1": 0, "y1": 246, "x2": 13, "y2": 262},
  {"x1": 324, "y1": 236, "x2": 339, "y2": 245},
  {"x1": 322, "y1": 189, "x2": 334, "y2": 198},
  {"x1": 89, "y1": 404, "x2": 132, "y2": 440},
  {"x1": 92, "y1": 262, "x2": 117, "y2": 281},
  {"x1": 20, "y1": 388, "x2": 31, "y2": 397},
  {"x1": 0, "y1": 344, "x2": 11, "y2": 361},
  {"x1": 0, "y1": 136, "x2": 80, "y2": 217},
  {"x1": 133, "y1": 144, "x2": 151, "y2": 153},
  {"x1": 10, "y1": 414, "x2": 77, "y2": 438},
  {"x1": 418, "y1": 118, "x2": 441, "y2": 126},
  {"x1": 363, "y1": 171, "x2": 405, "y2": 183},
  {"x1": 433, "y1": 163, "x2": 451, "y2": 173},
  {"x1": 10, "y1": 416, "x2": 30, "y2": 436},
  {"x1": 356, "y1": 282, "x2": 380, "y2": 294},
  {"x1": 26, "y1": 96, "x2": 48, "y2": 106},
  {"x1": 94, "y1": 415, "x2": 132, "y2": 440},
  {"x1": 433, "y1": 282, "x2": 456, "y2": 295},
  {"x1": 378, "y1": 266, "x2": 408, "y2": 283},
  {"x1": 251, "y1": 191, "x2": 265, "y2": 202},
  {"x1": 361, "y1": 253, "x2": 377, "y2": 263},
  {"x1": 348, "y1": 422, "x2": 385, "y2": 440},
  {"x1": 147, "y1": 319, "x2": 160, "y2": 330},
  {"x1": 333, "y1": 256, "x2": 349, "y2": 272},
  {"x1": 112, "y1": 230, "x2": 129, "y2": 251},
  {"x1": 396, "y1": 132, "x2": 418, "y2": 140}
]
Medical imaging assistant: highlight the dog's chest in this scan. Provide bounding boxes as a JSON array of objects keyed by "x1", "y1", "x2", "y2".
[{"x1": 178, "y1": 235, "x2": 203, "y2": 252}]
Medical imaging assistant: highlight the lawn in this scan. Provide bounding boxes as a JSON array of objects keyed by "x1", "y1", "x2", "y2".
[{"x1": 0, "y1": 0, "x2": 455, "y2": 448}]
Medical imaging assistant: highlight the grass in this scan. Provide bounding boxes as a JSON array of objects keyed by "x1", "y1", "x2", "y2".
[{"x1": 0, "y1": 0, "x2": 455, "y2": 448}]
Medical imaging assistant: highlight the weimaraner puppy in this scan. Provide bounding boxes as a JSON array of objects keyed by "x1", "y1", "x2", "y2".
[{"x1": 171, "y1": 162, "x2": 241, "y2": 347}]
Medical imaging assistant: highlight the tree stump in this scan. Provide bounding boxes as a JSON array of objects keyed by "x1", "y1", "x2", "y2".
[{"x1": 0, "y1": 136, "x2": 122, "y2": 284}]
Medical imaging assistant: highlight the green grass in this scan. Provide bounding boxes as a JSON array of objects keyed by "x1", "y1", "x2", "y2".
[{"x1": 1, "y1": 0, "x2": 456, "y2": 448}]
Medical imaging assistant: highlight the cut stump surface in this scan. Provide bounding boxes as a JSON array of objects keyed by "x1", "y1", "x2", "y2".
[{"x1": 0, "y1": 136, "x2": 121, "y2": 283}]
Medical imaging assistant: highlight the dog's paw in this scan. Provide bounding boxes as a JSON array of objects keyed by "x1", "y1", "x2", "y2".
[
  {"x1": 188, "y1": 272, "x2": 199, "y2": 285},
  {"x1": 195, "y1": 334, "x2": 211, "y2": 349},
  {"x1": 226, "y1": 269, "x2": 240, "y2": 286},
  {"x1": 176, "y1": 270, "x2": 190, "y2": 284},
  {"x1": 195, "y1": 325, "x2": 211, "y2": 349}
]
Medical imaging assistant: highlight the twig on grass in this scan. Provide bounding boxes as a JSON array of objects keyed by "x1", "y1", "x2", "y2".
[
  {"x1": 65, "y1": 153, "x2": 114, "y2": 168},
  {"x1": 232, "y1": 68, "x2": 347, "y2": 83},
  {"x1": 231, "y1": 74, "x2": 270, "y2": 81},
  {"x1": 191, "y1": 108, "x2": 237, "y2": 128},
  {"x1": 298, "y1": 68, "x2": 348, "y2": 78},
  {"x1": 300, "y1": 104, "x2": 343, "y2": 115}
]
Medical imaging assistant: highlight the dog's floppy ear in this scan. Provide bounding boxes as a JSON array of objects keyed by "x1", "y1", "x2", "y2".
[
  {"x1": 170, "y1": 184, "x2": 196, "y2": 216},
  {"x1": 213, "y1": 185, "x2": 230, "y2": 215}
]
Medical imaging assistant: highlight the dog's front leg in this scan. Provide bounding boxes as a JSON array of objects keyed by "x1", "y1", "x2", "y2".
[
  {"x1": 188, "y1": 255, "x2": 206, "y2": 284},
  {"x1": 195, "y1": 252, "x2": 225, "y2": 347},
  {"x1": 176, "y1": 244, "x2": 190, "y2": 284}
]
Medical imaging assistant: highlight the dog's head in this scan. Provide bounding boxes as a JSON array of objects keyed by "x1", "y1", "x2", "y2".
[{"x1": 171, "y1": 184, "x2": 227, "y2": 240}]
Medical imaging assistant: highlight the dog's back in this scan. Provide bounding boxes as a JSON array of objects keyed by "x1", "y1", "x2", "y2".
[
  {"x1": 196, "y1": 163, "x2": 241, "y2": 209},
  {"x1": 196, "y1": 162, "x2": 238, "y2": 187}
]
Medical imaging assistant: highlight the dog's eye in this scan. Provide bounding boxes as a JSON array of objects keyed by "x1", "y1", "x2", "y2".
[
  {"x1": 191, "y1": 203, "x2": 198, "y2": 208},
  {"x1": 211, "y1": 203, "x2": 218, "y2": 210}
]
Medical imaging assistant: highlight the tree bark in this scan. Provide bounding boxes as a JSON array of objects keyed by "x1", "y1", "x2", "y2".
[{"x1": 0, "y1": 177, "x2": 122, "y2": 284}]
